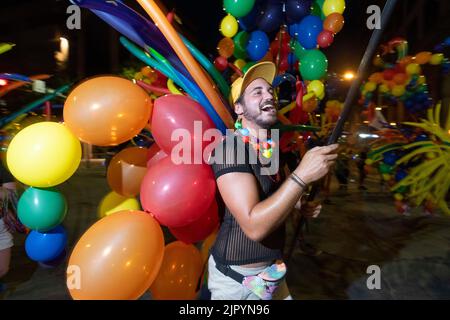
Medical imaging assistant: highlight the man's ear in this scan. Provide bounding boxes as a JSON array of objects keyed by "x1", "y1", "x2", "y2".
[{"x1": 234, "y1": 102, "x2": 244, "y2": 116}]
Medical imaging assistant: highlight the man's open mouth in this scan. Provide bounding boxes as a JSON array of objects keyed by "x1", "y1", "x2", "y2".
[{"x1": 261, "y1": 104, "x2": 276, "y2": 113}]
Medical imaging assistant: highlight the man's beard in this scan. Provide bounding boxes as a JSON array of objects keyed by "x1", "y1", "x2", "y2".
[{"x1": 242, "y1": 100, "x2": 278, "y2": 129}]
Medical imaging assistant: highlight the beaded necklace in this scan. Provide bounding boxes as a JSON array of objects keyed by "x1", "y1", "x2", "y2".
[{"x1": 234, "y1": 120, "x2": 276, "y2": 159}]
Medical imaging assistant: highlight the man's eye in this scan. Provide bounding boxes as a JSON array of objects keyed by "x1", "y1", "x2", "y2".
[{"x1": 254, "y1": 91, "x2": 262, "y2": 95}]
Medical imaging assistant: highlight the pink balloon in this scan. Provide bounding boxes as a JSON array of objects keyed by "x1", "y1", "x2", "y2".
[
  {"x1": 140, "y1": 157, "x2": 216, "y2": 228},
  {"x1": 169, "y1": 200, "x2": 219, "y2": 244},
  {"x1": 151, "y1": 95, "x2": 216, "y2": 161}
]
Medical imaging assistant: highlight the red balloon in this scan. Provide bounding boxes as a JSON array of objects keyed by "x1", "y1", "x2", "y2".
[
  {"x1": 383, "y1": 69, "x2": 396, "y2": 81},
  {"x1": 140, "y1": 157, "x2": 216, "y2": 228},
  {"x1": 214, "y1": 56, "x2": 228, "y2": 72},
  {"x1": 146, "y1": 144, "x2": 168, "y2": 168},
  {"x1": 317, "y1": 30, "x2": 334, "y2": 48},
  {"x1": 169, "y1": 200, "x2": 219, "y2": 244},
  {"x1": 151, "y1": 95, "x2": 216, "y2": 162}
]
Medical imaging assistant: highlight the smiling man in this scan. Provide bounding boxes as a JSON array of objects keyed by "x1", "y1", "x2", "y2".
[{"x1": 207, "y1": 61, "x2": 338, "y2": 300}]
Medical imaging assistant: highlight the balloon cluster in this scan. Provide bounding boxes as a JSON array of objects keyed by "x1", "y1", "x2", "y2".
[
  {"x1": 58, "y1": 74, "x2": 219, "y2": 299},
  {"x1": 7, "y1": 122, "x2": 82, "y2": 263},
  {"x1": 360, "y1": 38, "x2": 448, "y2": 118},
  {"x1": 364, "y1": 104, "x2": 450, "y2": 215},
  {"x1": 216, "y1": 0, "x2": 345, "y2": 82}
]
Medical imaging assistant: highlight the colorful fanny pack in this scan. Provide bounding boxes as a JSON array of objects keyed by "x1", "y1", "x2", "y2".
[{"x1": 215, "y1": 261, "x2": 287, "y2": 300}]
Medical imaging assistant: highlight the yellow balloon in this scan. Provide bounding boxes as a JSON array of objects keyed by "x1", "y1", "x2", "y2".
[
  {"x1": 417, "y1": 75, "x2": 426, "y2": 85},
  {"x1": 392, "y1": 85, "x2": 405, "y2": 97},
  {"x1": 6, "y1": 122, "x2": 81, "y2": 187},
  {"x1": 220, "y1": 14, "x2": 238, "y2": 38},
  {"x1": 234, "y1": 59, "x2": 246, "y2": 70},
  {"x1": 98, "y1": 191, "x2": 141, "y2": 218},
  {"x1": 394, "y1": 193, "x2": 404, "y2": 201},
  {"x1": 430, "y1": 53, "x2": 444, "y2": 65},
  {"x1": 406, "y1": 63, "x2": 421, "y2": 75},
  {"x1": 364, "y1": 81, "x2": 377, "y2": 92},
  {"x1": 323, "y1": 0, "x2": 346, "y2": 16},
  {"x1": 379, "y1": 84, "x2": 389, "y2": 93},
  {"x1": 307, "y1": 80, "x2": 325, "y2": 98}
]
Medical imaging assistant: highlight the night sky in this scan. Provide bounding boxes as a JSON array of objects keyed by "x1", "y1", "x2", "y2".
[{"x1": 0, "y1": 0, "x2": 448, "y2": 105}]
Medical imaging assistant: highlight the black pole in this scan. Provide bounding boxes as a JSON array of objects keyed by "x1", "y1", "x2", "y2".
[{"x1": 286, "y1": 0, "x2": 399, "y2": 263}]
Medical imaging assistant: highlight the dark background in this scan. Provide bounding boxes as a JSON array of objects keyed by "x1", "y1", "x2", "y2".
[{"x1": 0, "y1": 0, "x2": 449, "y2": 109}]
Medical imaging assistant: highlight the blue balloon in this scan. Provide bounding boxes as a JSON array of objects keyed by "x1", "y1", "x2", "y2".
[
  {"x1": 395, "y1": 170, "x2": 408, "y2": 182},
  {"x1": 286, "y1": 0, "x2": 312, "y2": 24},
  {"x1": 246, "y1": 30, "x2": 270, "y2": 61},
  {"x1": 297, "y1": 15, "x2": 323, "y2": 49},
  {"x1": 415, "y1": 134, "x2": 429, "y2": 142},
  {"x1": 25, "y1": 225, "x2": 67, "y2": 262},
  {"x1": 383, "y1": 150, "x2": 398, "y2": 166},
  {"x1": 257, "y1": 3, "x2": 284, "y2": 33}
]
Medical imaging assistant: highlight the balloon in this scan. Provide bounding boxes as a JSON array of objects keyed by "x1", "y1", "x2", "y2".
[
  {"x1": 67, "y1": 211, "x2": 164, "y2": 300},
  {"x1": 430, "y1": 53, "x2": 444, "y2": 65},
  {"x1": 297, "y1": 15, "x2": 323, "y2": 49},
  {"x1": 383, "y1": 69, "x2": 396, "y2": 80},
  {"x1": 224, "y1": 0, "x2": 256, "y2": 18},
  {"x1": 323, "y1": 12, "x2": 344, "y2": 33},
  {"x1": 286, "y1": 0, "x2": 312, "y2": 24},
  {"x1": 242, "y1": 61, "x2": 257, "y2": 73},
  {"x1": 234, "y1": 59, "x2": 246, "y2": 70},
  {"x1": 151, "y1": 95, "x2": 217, "y2": 160},
  {"x1": 414, "y1": 51, "x2": 432, "y2": 65},
  {"x1": 200, "y1": 228, "x2": 219, "y2": 263},
  {"x1": 169, "y1": 200, "x2": 219, "y2": 244},
  {"x1": 406, "y1": 63, "x2": 421, "y2": 75},
  {"x1": 257, "y1": 3, "x2": 284, "y2": 33},
  {"x1": 317, "y1": 30, "x2": 334, "y2": 48},
  {"x1": 150, "y1": 241, "x2": 203, "y2": 300},
  {"x1": 214, "y1": 56, "x2": 228, "y2": 71},
  {"x1": 6, "y1": 122, "x2": 81, "y2": 188},
  {"x1": 18, "y1": 187, "x2": 67, "y2": 232},
  {"x1": 140, "y1": 158, "x2": 216, "y2": 228},
  {"x1": 307, "y1": 80, "x2": 325, "y2": 97},
  {"x1": 220, "y1": 14, "x2": 239, "y2": 38},
  {"x1": 25, "y1": 225, "x2": 67, "y2": 262},
  {"x1": 233, "y1": 31, "x2": 249, "y2": 57},
  {"x1": 246, "y1": 30, "x2": 270, "y2": 61},
  {"x1": 238, "y1": 2, "x2": 259, "y2": 31},
  {"x1": 364, "y1": 82, "x2": 377, "y2": 92},
  {"x1": 299, "y1": 49, "x2": 328, "y2": 80},
  {"x1": 217, "y1": 37, "x2": 235, "y2": 58},
  {"x1": 106, "y1": 147, "x2": 148, "y2": 197},
  {"x1": 291, "y1": 40, "x2": 307, "y2": 59},
  {"x1": 393, "y1": 73, "x2": 408, "y2": 84},
  {"x1": 369, "y1": 72, "x2": 383, "y2": 84},
  {"x1": 392, "y1": 85, "x2": 406, "y2": 97},
  {"x1": 322, "y1": 0, "x2": 346, "y2": 16},
  {"x1": 64, "y1": 76, "x2": 151, "y2": 146},
  {"x1": 147, "y1": 146, "x2": 168, "y2": 168},
  {"x1": 98, "y1": 191, "x2": 140, "y2": 218}
]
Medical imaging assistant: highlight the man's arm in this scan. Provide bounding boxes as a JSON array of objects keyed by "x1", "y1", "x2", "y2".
[{"x1": 217, "y1": 144, "x2": 338, "y2": 242}]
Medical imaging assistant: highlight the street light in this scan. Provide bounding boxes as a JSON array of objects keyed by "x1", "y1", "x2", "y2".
[{"x1": 343, "y1": 71, "x2": 355, "y2": 81}]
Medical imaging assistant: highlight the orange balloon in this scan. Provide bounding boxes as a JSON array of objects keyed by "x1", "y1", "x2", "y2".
[
  {"x1": 323, "y1": 13, "x2": 345, "y2": 34},
  {"x1": 368, "y1": 72, "x2": 383, "y2": 84},
  {"x1": 303, "y1": 98, "x2": 318, "y2": 113},
  {"x1": 399, "y1": 55, "x2": 414, "y2": 66},
  {"x1": 64, "y1": 76, "x2": 152, "y2": 146},
  {"x1": 200, "y1": 227, "x2": 218, "y2": 263},
  {"x1": 414, "y1": 51, "x2": 432, "y2": 65},
  {"x1": 217, "y1": 37, "x2": 235, "y2": 58},
  {"x1": 107, "y1": 147, "x2": 148, "y2": 197},
  {"x1": 67, "y1": 211, "x2": 164, "y2": 300},
  {"x1": 149, "y1": 241, "x2": 203, "y2": 300},
  {"x1": 393, "y1": 73, "x2": 408, "y2": 85}
]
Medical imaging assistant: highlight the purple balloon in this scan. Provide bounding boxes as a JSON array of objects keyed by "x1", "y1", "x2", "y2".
[
  {"x1": 257, "y1": 2, "x2": 284, "y2": 33},
  {"x1": 286, "y1": 0, "x2": 312, "y2": 24}
]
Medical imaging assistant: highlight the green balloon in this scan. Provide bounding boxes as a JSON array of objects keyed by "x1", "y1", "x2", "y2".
[
  {"x1": 379, "y1": 163, "x2": 393, "y2": 174},
  {"x1": 299, "y1": 49, "x2": 328, "y2": 80},
  {"x1": 290, "y1": 40, "x2": 307, "y2": 60},
  {"x1": 18, "y1": 187, "x2": 67, "y2": 232},
  {"x1": 242, "y1": 62, "x2": 256, "y2": 73},
  {"x1": 394, "y1": 185, "x2": 408, "y2": 194},
  {"x1": 311, "y1": 0, "x2": 326, "y2": 19},
  {"x1": 224, "y1": 0, "x2": 256, "y2": 18},
  {"x1": 233, "y1": 31, "x2": 249, "y2": 59}
]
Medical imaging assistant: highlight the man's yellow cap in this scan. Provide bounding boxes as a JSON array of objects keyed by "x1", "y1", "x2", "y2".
[{"x1": 230, "y1": 61, "x2": 276, "y2": 104}]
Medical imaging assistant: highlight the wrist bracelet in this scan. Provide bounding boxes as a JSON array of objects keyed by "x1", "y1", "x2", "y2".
[{"x1": 290, "y1": 172, "x2": 307, "y2": 189}]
